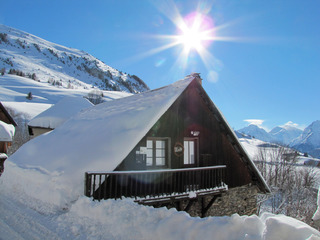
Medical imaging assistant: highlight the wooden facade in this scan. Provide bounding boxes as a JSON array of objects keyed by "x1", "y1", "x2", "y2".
[
  {"x1": 85, "y1": 75, "x2": 269, "y2": 215},
  {"x1": 115, "y1": 78, "x2": 266, "y2": 191}
]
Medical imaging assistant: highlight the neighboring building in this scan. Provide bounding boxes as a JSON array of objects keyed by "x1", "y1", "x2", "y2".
[
  {"x1": 0, "y1": 102, "x2": 16, "y2": 153},
  {"x1": 28, "y1": 96, "x2": 93, "y2": 137},
  {"x1": 0, "y1": 102, "x2": 16, "y2": 176},
  {"x1": 84, "y1": 73, "x2": 270, "y2": 217}
]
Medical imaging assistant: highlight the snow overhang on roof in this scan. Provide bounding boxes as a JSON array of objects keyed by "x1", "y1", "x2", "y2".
[
  {"x1": 28, "y1": 96, "x2": 94, "y2": 129},
  {"x1": 0, "y1": 120, "x2": 15, "y2": 141}
]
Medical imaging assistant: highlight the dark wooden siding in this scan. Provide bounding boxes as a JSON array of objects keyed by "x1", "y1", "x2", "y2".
[
  {"x1": 0, "y1": 103, "x2": 17, "y2": 126},
  {"x1": 117, "y1": 80, "x2": 254, "y2": 188}
]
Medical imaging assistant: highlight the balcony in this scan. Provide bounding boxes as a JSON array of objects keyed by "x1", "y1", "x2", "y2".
[{"x1": 85, "y1": 165, "x2": 227, "y2": 203}]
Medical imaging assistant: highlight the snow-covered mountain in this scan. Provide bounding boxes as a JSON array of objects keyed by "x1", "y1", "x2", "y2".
[
  {"x1": 269, "y1": 124, "x2": 303, "y2": 145},
  {"x1": 237, "y1": 124, "x2": 273, "y2": 143},
  {"x1": 291, "y1": 120, "x2": 320, "y2": 158},
  {"x1": 0, "y1": 24, "x2": 149, "y2": 93},
  {"x1": 238, "y1": 121, "x2": 320, "y2": 158}
]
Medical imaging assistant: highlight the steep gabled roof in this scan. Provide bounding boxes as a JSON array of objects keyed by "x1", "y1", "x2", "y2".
[
  {"x1": 10, "y1": 74, "x2": 269, "y2": 193},
  {"x1": 10, "y1": 75, "x2": 194, "y2": 188}
]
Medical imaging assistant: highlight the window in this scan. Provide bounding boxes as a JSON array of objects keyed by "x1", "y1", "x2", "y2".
[
  {"x1": 146, "y1": 138, "x2": 169, "y2": 167},
  {"x1": 184, "y1": 139, "x2": 195, "y2": 165}
]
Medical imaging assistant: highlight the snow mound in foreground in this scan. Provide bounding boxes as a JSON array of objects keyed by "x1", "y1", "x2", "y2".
[{"x1": 1, "y1": 160, "x2": 320, "y2": 240}]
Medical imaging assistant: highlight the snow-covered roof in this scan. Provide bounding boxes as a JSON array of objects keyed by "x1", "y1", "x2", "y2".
[
  {"x1": 10, "y1": 75, "x2": 194, "y2": 190},
  {"x1": 0, "y1": 120, "x2": 15, "y2": 141},
  {"x1": 28, "y1": 96, "x2": 94, "y2": 129}
]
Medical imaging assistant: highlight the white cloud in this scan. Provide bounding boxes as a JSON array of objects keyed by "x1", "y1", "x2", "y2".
[
  {"x1": 244, "y1": 119, "x2": 264, "y2": 127},
  {"x1": 281, "y1": 121, "x2": 305, "y2": 130}
]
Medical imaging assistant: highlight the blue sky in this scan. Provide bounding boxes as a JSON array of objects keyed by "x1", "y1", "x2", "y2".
[{"x1": 1, "y1": 0, "x2": 320, "y2": 130}]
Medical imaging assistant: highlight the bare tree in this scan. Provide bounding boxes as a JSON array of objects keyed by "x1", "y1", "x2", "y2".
[{"x1": 255, "y1": 145, "x2": 317, "y2": 227}]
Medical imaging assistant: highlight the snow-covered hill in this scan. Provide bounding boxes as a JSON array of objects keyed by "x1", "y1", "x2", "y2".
[{"x1": 0, "y1": 24, "x2": 149, "y2": 93}]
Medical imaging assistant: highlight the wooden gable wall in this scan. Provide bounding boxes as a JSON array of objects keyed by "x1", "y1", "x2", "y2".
[
  {"x1": 117, "y1": 79, "x2": 257, "y2": 189},
  {"x1": 0, "y1": 103, "x2": 17, "y2": 126}
]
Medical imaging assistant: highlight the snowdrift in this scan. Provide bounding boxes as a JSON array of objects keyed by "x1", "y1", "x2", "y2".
[{"x1": 0, "y1": 160, "x2": 320, "y2": 240}]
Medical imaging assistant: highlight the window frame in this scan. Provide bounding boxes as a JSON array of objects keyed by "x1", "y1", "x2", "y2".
[
  {"x1": 183, "y1": 137, "x2": 198, "y2": 166},
  {"x1": 146, "y1": 137, "x2": 170, "y2": 168}
]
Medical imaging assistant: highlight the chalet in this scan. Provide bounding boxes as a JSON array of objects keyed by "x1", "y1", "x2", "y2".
[
  {"x1": 84, "y1": 73, "x2": 270, "y2": 217},
  {"x1": 28, "y1": 96, "x2": 93, "y2": 137},
  {"x1": 0, "y1": 102, "x2": 16, "y2": 176},
  {"x1": 10, "y1": 73, "x2": 269, "y2": 217}
]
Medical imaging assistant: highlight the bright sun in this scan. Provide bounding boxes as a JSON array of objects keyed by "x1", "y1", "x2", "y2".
[
  {"x1": 178, "y1": 28, "x2": 203, "y2": 51},
  {"x1": 128, "y1": 4, "x2": 236, "y2": 82},
  {"x1": 175, "y1": 12, "x2": 214, "y2": 54}
]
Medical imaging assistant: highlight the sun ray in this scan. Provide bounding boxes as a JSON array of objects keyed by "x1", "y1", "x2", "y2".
[{"x1": 120, "y1": 0, "x2": 253, "y2": 81}]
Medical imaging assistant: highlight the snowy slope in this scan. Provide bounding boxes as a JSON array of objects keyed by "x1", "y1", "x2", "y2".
[
  {"x1": 1, "y1": 160, "x2": 320, "y2": 240},
  {"x1": 0, "y1": 74, "x2": 130, "y2": 105},
  {"x1": 239, "y1": 136, "x2": 320, "y2": 166},
  {"x1": 0, "y1": 24, "x2": 149, "y2": 93}
]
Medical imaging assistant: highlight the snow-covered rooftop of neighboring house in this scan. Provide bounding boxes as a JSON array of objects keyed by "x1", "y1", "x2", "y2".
[
  {"x1": 0, "y1": 120, "x2": 15, "y2": 141},
  {"x1": 28, "y1": 96, "x2": 94, "y2": 129},
  {"x1": 9, "y1": 75, "x2": 194, "y2": 197}
]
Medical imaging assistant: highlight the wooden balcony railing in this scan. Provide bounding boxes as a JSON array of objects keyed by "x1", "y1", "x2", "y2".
[{"x1": 85, "y1": 165, "x2": 227, "y2": 201}]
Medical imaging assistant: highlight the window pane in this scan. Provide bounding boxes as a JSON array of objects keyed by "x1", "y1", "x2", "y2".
[
  {"x1": 184, "y1": 141, "x2": 189, "y2": 164},
  {"x1": 147, "y1": 140, "x2": 153, "y2": 148},
  {"x1": 189, "y1": 141, "x2": 195, "y2": 164},
  {"x1": 146, "y1": 149, "x2": 153, "y2": 158},
  {"x1": 146, "y1": 157, "x2": 153, "y2": 166},
  {"x1": 156, "y1": 149, "x2": 165, "y2": 158},
  {"x1": 190, "y1": 154, "x2": 195, "y2": 164},
  {"x1": 146, "y1": 138, "x2": 167, "y2": 167},
  {"x1": 184, "y1": 140, "x2": 195, "y2": 164},
  {"x1": 156, "y1": 157, "x2": 165, "y2": 166},
  {"x1": 156, "y1": 140, "x2": 165, "y2": 149}
]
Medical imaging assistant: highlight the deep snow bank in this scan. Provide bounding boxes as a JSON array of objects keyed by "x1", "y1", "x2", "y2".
[{"x1": 1, "y1": 160, "x2": 320, "y2": 240}]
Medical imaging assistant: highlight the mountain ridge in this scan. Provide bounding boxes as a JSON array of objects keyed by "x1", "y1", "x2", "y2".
[
  {"x1": 238, "y1": 121, "x2": 320, "y2": 158},
  {"x1": 0, "y1": 24, "x2": 149, "y2": 93}
]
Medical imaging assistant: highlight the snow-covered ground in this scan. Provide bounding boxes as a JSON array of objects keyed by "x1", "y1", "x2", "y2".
[{"x1": 1, "y1": 160, "x2": 320, "y2": 240}]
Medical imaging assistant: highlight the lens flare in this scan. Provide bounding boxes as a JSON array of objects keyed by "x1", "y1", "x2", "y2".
[
  {"x1": 176, "y1": 11, "x2": 215, "y2": 54},
  {"x1": 120, "y1": 1, "x2": 244, "y2": 83}
]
